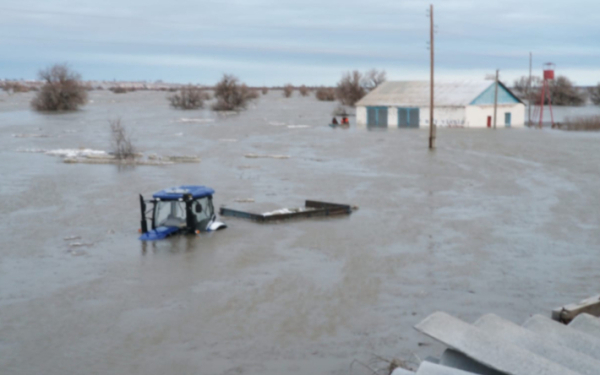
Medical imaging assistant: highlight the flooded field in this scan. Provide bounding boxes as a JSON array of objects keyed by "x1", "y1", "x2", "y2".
[{"x1": 1, "y1": 90, "x2": 600, "y2": 375}]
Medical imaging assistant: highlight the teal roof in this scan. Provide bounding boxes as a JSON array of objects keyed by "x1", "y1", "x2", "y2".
[{"x1": 470, "y1": 82, "x2": 521, "y2": 105}]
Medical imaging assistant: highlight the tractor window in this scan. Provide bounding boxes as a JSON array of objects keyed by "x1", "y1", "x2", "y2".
[
  {"x1": 193, "y1": 197, "x2": 214, "y2": 229},
  {"x1": 154, "y1": 201, "x2": 186, "y2": 228}
]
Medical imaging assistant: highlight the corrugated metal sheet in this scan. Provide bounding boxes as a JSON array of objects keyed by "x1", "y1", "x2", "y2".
[
  {"x1": 404, "y1": 310, "x2": 600, "y2": 375},
  {"x1": 355, "y1": 80, "x2": 494, "y2": 107}
]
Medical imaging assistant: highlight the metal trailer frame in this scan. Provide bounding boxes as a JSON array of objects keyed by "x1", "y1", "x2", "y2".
[{"x1": 219, "y1": 200, "x2": 352, "y2": 222}]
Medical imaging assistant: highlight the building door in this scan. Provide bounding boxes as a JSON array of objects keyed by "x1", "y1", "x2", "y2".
[
  {"x1": 487, "y1": 116, "x2": 492, "y2": 128},
  {"x1": 504, "y1": 112, "x2": 512, "y2": 127},
  {"x1": 398, "y1": 108, "x2": 420, "y2": 128},
  {"x1": 408, "y1": 108, "x2": 420, "y2": 128},
  {"x1": 367, "y1": 107, "x2": 388, "y2": 127},
  {"x1": 398, "y1": 108, "x2": 408, "y2": 127}
]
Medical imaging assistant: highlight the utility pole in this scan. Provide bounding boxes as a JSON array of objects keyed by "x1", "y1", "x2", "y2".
[
  {"x1": 493, "y1": 69, "x2": 499, "y2": 129},
  {"x1": 429, "y1": 4, "x2": 435, "y2": 149},
  {"x1": 528, "y1": 52, "x2": 532, "y2": 126}
]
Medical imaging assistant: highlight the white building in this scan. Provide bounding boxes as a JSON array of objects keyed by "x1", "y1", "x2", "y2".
[{"x1": 355, "y1": 80, "x2": 525, "y2": 128}]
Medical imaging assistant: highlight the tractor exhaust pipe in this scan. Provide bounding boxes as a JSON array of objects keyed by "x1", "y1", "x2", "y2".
[{"x1": 139, "y1": 194, "x2": 148, "y2": 234}]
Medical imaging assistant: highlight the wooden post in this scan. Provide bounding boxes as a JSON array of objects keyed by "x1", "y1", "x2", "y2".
[
  {"x1": 429, "y1": 4, "x2": 435, "y2": 149},
  {"x1": 493, "y1": 69, "x2": 499, "y2": 129}
]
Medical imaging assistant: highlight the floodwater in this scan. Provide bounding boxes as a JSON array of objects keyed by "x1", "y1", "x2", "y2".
[{"x1": 1, "y1": 90, "x2": 600, "y2": 375}]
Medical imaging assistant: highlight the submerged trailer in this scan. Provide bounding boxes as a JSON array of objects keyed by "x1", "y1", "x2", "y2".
[{"x1": 219, "y1": 200, "x2": 353, "y2": 222}]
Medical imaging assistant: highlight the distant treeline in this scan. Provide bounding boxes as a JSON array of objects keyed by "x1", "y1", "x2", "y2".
[{"x1": 3, "y1": 63, "x2": 389, "y2": 113}]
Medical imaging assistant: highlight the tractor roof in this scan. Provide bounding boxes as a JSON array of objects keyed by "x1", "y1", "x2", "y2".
[{"x1": 153, "y1": 185, "x2": 215, "y2": 200}]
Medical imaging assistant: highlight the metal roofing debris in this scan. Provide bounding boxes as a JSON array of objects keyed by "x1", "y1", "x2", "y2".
[
  {"x1": 523, "y1": 314, "x2": 600, "y2": 361},
  {"x1": 410, "y1": 306, "x2": 600, "y2": 375},
  {"x1": 414, "y1": 312, "x2": 579, "y2": 375},
  {"x1": 474, "y1": 314, "x2": 600, "y2": 375},
  {"x1": 355, "y1": 81, "x2": 494, "y2": 107},
  {"x1": 419, "y1": 361, "x2": 484, "y2": 375},
  {"x1": 438, "y1": 350, "x2": 504, "y2": 375},
  {"x1": 390, "y1": 367, "x2": 415, "y2": 375},
  {"x1": 568, "y1": 313, "x2": 600, "y2": 337}
]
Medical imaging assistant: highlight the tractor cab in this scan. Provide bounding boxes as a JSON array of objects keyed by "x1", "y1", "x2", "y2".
[{"x1": 139, "y1": 185, "x2": 226, "y2": 241}]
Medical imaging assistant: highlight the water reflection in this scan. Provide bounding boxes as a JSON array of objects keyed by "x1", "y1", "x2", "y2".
[{"x1": 140, "y1": 233, "x2": 207, "y2": 255}]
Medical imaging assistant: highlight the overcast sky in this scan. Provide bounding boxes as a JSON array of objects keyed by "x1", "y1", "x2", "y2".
[{"x1": 2, "y1": 0, "x2": 599, "y2": 85}]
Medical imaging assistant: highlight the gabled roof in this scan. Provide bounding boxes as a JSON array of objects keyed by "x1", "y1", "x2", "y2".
[
  {"x1": 153, "y1": 185, "x2": 215, "y2": 200},
  {"x1": 355, "y1": 80, "x2": 523, "y2": 107}
]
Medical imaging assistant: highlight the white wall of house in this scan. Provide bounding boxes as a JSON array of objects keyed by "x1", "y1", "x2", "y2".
[
  {"x1": 356, "y1": 106, "x2": 367, "y2": 126},
  {"x1": 465, "y1": 103, "x2": 525, "y2": 127},
  {"x1": 388, "y1": 107, "x2": 398, "y2": 126},
  {"x1": 357, "y1": 104, "x2": 525, "y2": 128},
  {"x1": 418, "y1": 107, "x2": 465, "y2": 127}
]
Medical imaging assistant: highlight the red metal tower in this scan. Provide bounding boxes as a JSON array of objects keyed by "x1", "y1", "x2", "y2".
[{"x1": 538, "y1": 62, "x2": 555, "y2": 128}]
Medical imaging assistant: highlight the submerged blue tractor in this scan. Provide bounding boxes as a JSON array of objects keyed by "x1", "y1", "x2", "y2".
[{"x1": 139, "y1": 185, "x2": 227, "y2": 241}]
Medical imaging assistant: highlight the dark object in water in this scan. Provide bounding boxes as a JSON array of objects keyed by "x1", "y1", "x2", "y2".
[
  {"x1": 139, "y1": 185, "x2": 227, "y2": 241},
  {"x1": 220, "y1": 200, "x2": 353, "y2": 222}
]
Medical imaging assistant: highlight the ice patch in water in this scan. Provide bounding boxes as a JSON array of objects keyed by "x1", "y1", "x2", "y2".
[
  {"x1": 174, "y1": 132, "x2": 184, "y2": 136},
  {"x1": 219, "y1": 139, "x2": 238, "y2": 142},
  {"x1": 178, "y1": 118, "x2": 215, "y2": 123},
  {"x1": 45, "y1": 149, "x2": 108, "y2": 158},
  {"x1": 287, "y1": 125, "x2": 310, "y2": 129}
]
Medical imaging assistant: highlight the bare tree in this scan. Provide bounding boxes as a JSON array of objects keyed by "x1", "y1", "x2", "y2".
[
  {"x1": 109, "y1": 118, "x2": 135, "y2": 160},
  {"x1": 513, "y1": 76, "x2": 542, "y2": 103},
  {"x1": 513, "y1": 75, "x2": 585, "y2": 106},
  {"x1": 31, "y1": 64, "x2": 88, "y2": 111},
  {"x1": 299, "y1": 85, "x2": 310, "y2": 96},
  {"x1": 168, "y1": 85, "x2": 209, "y2": 109},
  {"x1": 261, "y1": 87, "x2": 269, "y2": 95},
  {"x1": 361, "y1": 69, "x2": 386, "y2": 91},
  {"x1": 336, "y1": 71, "x2": 366, "y2": 106},
  {"x1": 590, "y1": 84, "x2": 600, "y2": 106},
  {"x1": 315, "y1": 87, "x2": 336, "y2": 101},
  {"x1": 283, "y1": 84, "x2": 294, "y2": 98},
  {"x1": 212, "y1": 74, "x2": 257, "y2": 111},
  {"x1": 549, "y1": 76, "x2": 585, "y2": 106}
]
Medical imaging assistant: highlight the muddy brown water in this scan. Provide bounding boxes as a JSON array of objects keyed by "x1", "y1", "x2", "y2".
[{"x1": 1, "y1": 90, "x2": 600, "y2": 375}]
